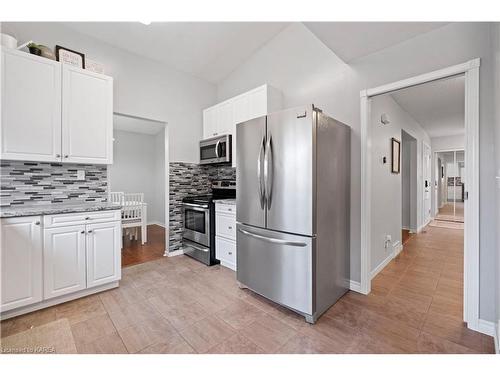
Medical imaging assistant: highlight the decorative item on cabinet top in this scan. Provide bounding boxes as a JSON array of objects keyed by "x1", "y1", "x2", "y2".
[{"x1": 55, "y1": 45, "x2": 85, "y2": 68}]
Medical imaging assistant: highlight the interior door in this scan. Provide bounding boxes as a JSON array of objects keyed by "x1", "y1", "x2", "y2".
[
  {"x1": 266, "y1": 106, "x2": 314, "y2": 236},
  {"x1": 1, "y1": 49, "x2": 62, "y2": 162},
  {"x1": 236, "y1": 116, "x2": 266, "y2": 228},
  {"x1": 62, "y1": 65, "x2": 113, "y2": 164},
  {"x1": 423, "y1": 142, "x2": 432, "y2": 224},
  {"x1": 86, "y1": 221, "x2": 121, "y2": 288},
  {"x1": 43, "y1": 225, "x2": 87, "y2": 299}
]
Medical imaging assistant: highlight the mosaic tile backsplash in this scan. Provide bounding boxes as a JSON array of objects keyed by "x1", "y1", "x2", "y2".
[
  {"x1": 169, "y1": 162, "x2": 236, "y2": 252},
  {"x1": 0, "y1": 161, "x2": 108, "y2": 208}
]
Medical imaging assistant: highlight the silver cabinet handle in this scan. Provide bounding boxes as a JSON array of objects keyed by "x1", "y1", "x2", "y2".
[
  {"x1": 215, "y1": 139, "x2": 221, "y2": 158},
  {"x1": 257, "y1": 136, "x2": 266, "y2": 209},
  {"x1": 87, "y1": 230, "x2": 93, "y2": 233},
  {"x1": 228, "y1": 251, "x2": 233, "y2": 255},
  {"x1": 238, "y1": 228, "x2": 306, "y2": 247},
  {"x1": 34, "y1": 221, "x2": 40, "y2": 225},
  {"x1": 55, "y1": 154, "x2": 61, "y2": 158},
  {"x1": 228, "y1": 226, "x2": 233, "y2": 230},
  {"x1": 85, "y1": 217, "x2": 90, "y2": 220},
  {"x1": 263, "y1": 134, "x2": 273, "y2": 208},
  {"x1": 80, "y1": 231, "x2": 85, "y2": 234},
  {"x1": 64, "y1": 155, "x2": 69, "y2": 158}
]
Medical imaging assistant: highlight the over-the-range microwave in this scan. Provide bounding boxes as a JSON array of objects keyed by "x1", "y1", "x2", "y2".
[{"x1": 199, "y1": 134, "x2": 232, "y2": 165}]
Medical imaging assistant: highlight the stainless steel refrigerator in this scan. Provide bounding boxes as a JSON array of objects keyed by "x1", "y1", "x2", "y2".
[{"x1": 236, "y1": 104, "x2": 350, "y2": 323}]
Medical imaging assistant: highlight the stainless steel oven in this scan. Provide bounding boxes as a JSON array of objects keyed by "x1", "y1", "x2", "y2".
[
  {"x1": 199, "y1": 134, "x2": 232, "y2": 165},
  {"x1": 182, "y1": 202, "x2": 210, "y2": 247}
]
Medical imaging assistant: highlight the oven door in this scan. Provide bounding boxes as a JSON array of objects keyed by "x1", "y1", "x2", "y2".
[
  {"x1": 182, "y1": 203, "x2": 210, "y2": 247},
  {"x1": 200, "y1": 135, "x2": 231, "y2": 165}
]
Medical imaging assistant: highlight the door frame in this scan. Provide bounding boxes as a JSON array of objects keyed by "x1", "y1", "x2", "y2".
[
  {"x1": 359, "y1": 58, "x2": 480, "y2": 332},
  {"x1": 422, "y1": 141, "x2": 432, "y2": 229},
  {"x1": 108, "y1": 112, "x2": 170, "y2": 256}
]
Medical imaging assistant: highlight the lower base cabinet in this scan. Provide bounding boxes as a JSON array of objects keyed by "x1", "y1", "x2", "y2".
[
  {"x1": 0, "y1": 210, "x2": 121, "y2": 316},
  {"x1": 0, "y1": 216, "x2": 43, "y2": 312},
  {"x1": 43, "y1": 225, "x2": 87, "y2": 299},
  {"x1": 215, "y1": 202, "x2": 237, "y2": 271}
]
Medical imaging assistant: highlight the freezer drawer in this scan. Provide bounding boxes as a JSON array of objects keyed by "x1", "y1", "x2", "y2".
[{"x1": 236, "y1": 223, "x2": 313, "y2": 315}]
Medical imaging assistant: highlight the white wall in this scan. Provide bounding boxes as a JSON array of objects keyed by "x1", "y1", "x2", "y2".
[
  {"x1": 431, "y1": 134, "x2": 465, "y2": 151},
  {"x1": 109, "y1": 130, "x2": 165, "y2": 224},
  {"x1": 217, "y1": 22, "x2": 497, "y2": 321},
  {"x1": 1, "y1": 22, "x2": 216, "y2": 163},
  {"x1": 370, "y1": 95, "x2": 430, "y2": 273}
]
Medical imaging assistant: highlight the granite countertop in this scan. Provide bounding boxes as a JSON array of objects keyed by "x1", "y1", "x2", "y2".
[
  {"x1": 0, "y1": 202, "x2": 122, "y2": 218},
  {"x1": 214, "y1": 198, "x2": 236, "y2": 205}
]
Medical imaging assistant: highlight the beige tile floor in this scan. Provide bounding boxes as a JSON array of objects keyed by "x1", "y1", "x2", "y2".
[{"x1": 0, "y1": 225, "x2": 495, "y2": 354}]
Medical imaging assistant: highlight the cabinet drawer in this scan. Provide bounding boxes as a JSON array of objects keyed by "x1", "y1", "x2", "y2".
[
  {"x1": 44, "y1": 210, "x2": 121, "y2": 228},
  {"x1": 215, "y1": 203, "x2": 236, "y2": 215},
  {"x1": 215, "y1": 236, "x2": 236, "y2": 270},
  {"x1": 216, "y1": 214, "x2": 236, "y2": 240}
]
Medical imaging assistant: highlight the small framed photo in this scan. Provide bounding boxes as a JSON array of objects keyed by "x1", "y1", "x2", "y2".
[
  {"x1": 55, "y1": 45, "x2": 85, "y2": 69},
  {"x1": 391, "y1": 137, "x2": 401, "y2": 174}
]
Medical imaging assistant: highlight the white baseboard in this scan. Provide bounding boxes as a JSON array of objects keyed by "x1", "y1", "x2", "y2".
[
  {"x1": 393, "y1": 241, "x2": 403, "y2": 256},
  {"x1": 477, "y1": 319, "x2": 496, "y2": 337},
  {"x1": 370, "y1": 252, "x2": 394, "y2": 279},
  {"x1": 349, "y1": 280, "x2": 362, "y2": 293}
]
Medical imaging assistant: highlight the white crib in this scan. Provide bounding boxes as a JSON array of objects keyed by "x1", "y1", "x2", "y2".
[{"x1": 110, "y1": 192, "x2": 148, "y2": 245}]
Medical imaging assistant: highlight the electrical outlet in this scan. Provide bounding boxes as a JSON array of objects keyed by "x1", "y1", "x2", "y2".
[
  {"x1": 385, "y1": 235, "x2": 392, "y2": 242},
  {"x1": 77, "y1": 170, "x2": 85, "y2": 181}
]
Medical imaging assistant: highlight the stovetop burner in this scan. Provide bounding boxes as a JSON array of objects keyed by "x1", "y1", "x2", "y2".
[{"x1": 182, "y1": 180, "x2": 236, "y2": 204}]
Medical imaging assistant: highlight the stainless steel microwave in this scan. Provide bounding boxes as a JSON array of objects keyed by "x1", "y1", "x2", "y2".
[{"x1": 199, "y1": 134, "x2": 232, "y2": 165}]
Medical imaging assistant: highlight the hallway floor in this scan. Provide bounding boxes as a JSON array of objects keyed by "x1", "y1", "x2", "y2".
[
  {"x1": 436, "y1": 202, "x2": 464, "y2": 222},
  {"x1": 0, "y1": 226, "x2": 494, "y2": 354},
  {"x1": 121, "y1": 225, "x2": 166, "y2": 267}
]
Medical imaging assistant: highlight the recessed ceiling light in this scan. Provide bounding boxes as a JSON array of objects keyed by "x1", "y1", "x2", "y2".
[{"x1": 139, "y1": 20, "x2": 152, "y2": 26}]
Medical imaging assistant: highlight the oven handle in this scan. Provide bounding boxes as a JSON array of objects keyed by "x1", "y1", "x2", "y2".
[
  {"x1": 185, "y1": 242, "x2": 209, "y2": 252},
  {"x1": 182, "y1": 203, "x2": 209, "y2": 210}
]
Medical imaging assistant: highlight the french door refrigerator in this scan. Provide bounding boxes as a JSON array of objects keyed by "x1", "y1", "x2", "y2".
[{"x1": 236, "y1": 105, "x2": 350, "y2": 323}]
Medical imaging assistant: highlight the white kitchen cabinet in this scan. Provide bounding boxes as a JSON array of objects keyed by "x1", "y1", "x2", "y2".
[
  {"x1": 203, "y1": 106, "x2": 218, "y2": 139},
  {"x1": 86, "y1": 221, "x2": 122, "y2": 288},
  {"x1": 0, "y1": 48, "x2": 113, "y2": 165},
  {"x1": 0, "y1": 216, "x2": 43, "y2": 312},
  {"x1": 202, "y1": 84, "x2": 282, "y2": 167},
  {"x1": 1, "y1": 49, "x2": 62, "y2": 162},
  {"x1": 43, "y1": 224, "x2": 87, "y2": 299},
  {"x1": 62, "y1": 65, "x2": 113, "y2": 164},
  {"x1": 215, "y1": 202, "x2": 237, "y2": 271}
]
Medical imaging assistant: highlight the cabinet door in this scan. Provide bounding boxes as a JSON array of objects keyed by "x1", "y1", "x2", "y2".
[
  {"x1": 203, "y1": 106, "x2": 218, "y2": 139},
  {"x1": 247, "y1": 86, "x2": 267, "y2": 119},
  {"x1": 43, "y1": 225, "x2": 87, "y2": 299},
  {"x1": 216, "y1": 101, "x2": 233, "y2": 135},
  {"x1": 1, "y1": 49, "x2": 62, "y2": 162},
  {"x1": 62, "y1": 66, "x2": 113, "y2": 164},
  {"x1": 1, "y1": 216, "x2": 43, "y2": 312},
  {"x1": 86, "y1": 221, "x2": 121, "y2": 288}
]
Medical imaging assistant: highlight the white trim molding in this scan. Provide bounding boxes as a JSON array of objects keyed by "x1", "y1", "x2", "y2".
[
  {"x1": 360, "y1": 59, "x2": 482, "y2": 334},
  {"x1": 477, "y1": 319, "x2": 496, "y2": 337},
  {"x1": 349, "y1": 280, "x2": 362, "y2": 293},
  {"x1": 496, "y1": 321, "x2": 500, "y2": 354}
]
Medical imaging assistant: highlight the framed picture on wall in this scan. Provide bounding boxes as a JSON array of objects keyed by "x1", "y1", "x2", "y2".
[{"x1": 391, "y1": 138, "x2": 401, "y2": 174}]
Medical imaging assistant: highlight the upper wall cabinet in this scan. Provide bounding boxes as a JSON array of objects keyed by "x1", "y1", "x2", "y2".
[
  {"x1": 202, "y1": 84, "x2": 282, "y2": 167},
  {"x1": 1, "y1": 48, "x2": 62, "y2": 162},
  {"x1": 62, "y1": 66, "x2": 113, "y2": 164},
  {"x1": 0, "y1": 49, "x2": 113, "y2": 164}
]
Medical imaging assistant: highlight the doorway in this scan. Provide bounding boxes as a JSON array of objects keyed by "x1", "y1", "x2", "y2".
[
  {"x1": 401, "y1": 130, "x2": 417, "y2": 244},
  {"x1": 435, "y1": 150, "x2": 465, "y2": 223},
  {"x1": 108, "y1": 113, "x2": 169, "y2": 268},
  {"x1": 360, "y1": 58, "x2": 481, "y2": 332}
]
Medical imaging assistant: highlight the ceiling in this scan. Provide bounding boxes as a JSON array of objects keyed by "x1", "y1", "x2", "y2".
[
  {"x1": 390, "y1": 75, "x2": 465, "y2": 138},
  {"x1": 113, "y1": 114, "x2": 165, "y2": 135},
  {"x1": 303, "y1": 22, "x2": 449, "y2": 62},
  {"x1": 62, "y1": 22, "x2": 451, "y2": 84},
  {"x1": 63, "y1": 22, "x2": 288, "y2": 83}
]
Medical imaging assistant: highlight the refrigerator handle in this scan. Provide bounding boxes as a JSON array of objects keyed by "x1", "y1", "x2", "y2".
[
  {"x1": 238, "y1": 228, "x2": 307, "y2": 247},
  {"x1": 264, "y1": 134, "x2": 273, "y2": 208},
  {"x1": 257, "y1": 136, "x2": 266, "y2": 209}
]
